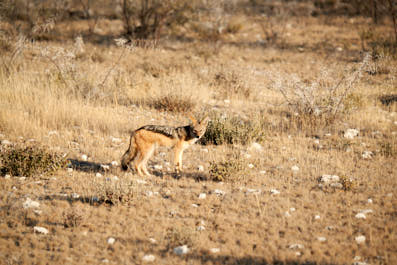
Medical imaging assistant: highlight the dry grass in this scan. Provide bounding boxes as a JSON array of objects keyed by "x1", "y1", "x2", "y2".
[{"x1": 1, "y1": 4, "x2": 397, "y2": 265}]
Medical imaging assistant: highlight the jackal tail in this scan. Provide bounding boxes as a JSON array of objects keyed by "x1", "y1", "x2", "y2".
[{"x1": 121, "y1": 131, "x2": 137, "y2": 171}]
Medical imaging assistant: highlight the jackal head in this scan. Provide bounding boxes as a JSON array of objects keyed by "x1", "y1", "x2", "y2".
[{"x1": 189, "y1": 115, "x2": 209, "y2": 138}]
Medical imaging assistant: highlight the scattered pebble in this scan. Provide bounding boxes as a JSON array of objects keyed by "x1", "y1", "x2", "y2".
[
  {"x1": 142, "y1": 254, "x2": 155, "y2": 262},
  {"x1": 34, "y1": 226, "x2": 49, "y2": 235},
  {"x1": 72, "y1": 193, "x2": 80, "y2": 199},
  {"x1": 367, "y1": 198, "x2": 373, "y2": 204},
  {"x1": 259, "y1": 170, "x2": 266, "y2": 174},
  {"x1": 270, "y1": 189, "x2": 280, "y2": 195},
  {"x1": 111, "y1": 137, "x2": 122, "y2": 143},
  {"x1": 284, "y1": 211, "x2": 291, "y2": 217},
  {"x1": 210, "y1": 248, "x2": 220, "y2": 253},
  {"x1": 314, "y1": 215, "x2": 321, "y2": 220},
  {"x1": 250, "y1": 142, "x2": 263, "y2": 151},
  {"x1": 320, "y1": 175, "x2": 340, "y2": 183},
  {"x1": 81, "y1": 154, "x2": 88, "y2": 161},
  {"x1": 192, "y1": 203, "x2": 199, "y2": 208},
  {"x1": 248, "y1": 163, "x2": 254, "y2": 168},
  {"x1": 344, "y1": 129, "x2": 359, "y2": 139},
  {"x1": 111, "y1": 161, "x2": 119, "y2": 167},
  {"x1": 153, "y1": 165, "x2": 162, "y2": 170},
  {"x1": 136, "y1": 179, "x2": 147, "y2": 184},
  {"x1": 148, "y1": 238, "x2": 157, "y2": 244},
  {"x1": 317, "y1": 237, "x2": 327, "y2": 242},
  {"x1": 197, "y1": 165, "x2": 204, "y2": 171},
  {"x1": 291, "y1": 165, "x2": 299, "y2": 172},
  {"x1": 213, "y1": 189, "x2": 226, "y2": 196},
  {"x1": 107, "y1": 237, "x2": 115, "y2": 245},
  {"x1": 96, "y1": 173, "x2": 102, "y2": 178},
  {"x1": 355, "y1": 213, "x2": 366, "y2": 219},
  {"x1": 355, "y1": 235, "x2": 366, "y2": 244},
  {"x1": 289, "y1": 243, "x2": 304, "y2": 249},
  {"x1": 174, "y1": 245, "x2": 189, "y2": 255},
  {"x1": 101, "y1": 164, "x2": 110, "y2": 171},
  {"x1": 197, "y1": 225, "x2": 205, "y2": 231},
  {"x1": 362, "y1": 151, "x2": 373, "y2": 159},
  {"x1": 67, "y1": 168, "x2": 73, "y2": 173},
  {"x1": 198, "y1": 193, "x2": 206, "y2": 199},
  {"x1": 23, "y1": 198, "x2": 40, "y2": 209},
  {"x1": 4, "y1": 174, "x2": 11, "y2": 179}
]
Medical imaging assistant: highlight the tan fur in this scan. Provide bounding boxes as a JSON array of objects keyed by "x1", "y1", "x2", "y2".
[{"x1": 121, "y1": 116, "x2": 209, "y2": 177}]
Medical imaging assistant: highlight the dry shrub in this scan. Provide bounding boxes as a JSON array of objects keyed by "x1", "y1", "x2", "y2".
[
  {"x1": 0, "y1": 145, "x2": 67, "y2": 177},
  {"x1": 267, "y1": 54, "x2": 371, "y2": 128},
  {"x1": 211, "y1": 69, "x2": 251, "y2": 99},
  {"x1": 63, "y1": 208, "x2": 83, "y2": 228},
  {"x1": 200, "y1": 113, "x2": 266, "y2": 146},
  {"x1": 147, "y1": 94, "x2": 196, "y2": 113},
  {"x1": 94, "y1": 178, "x2": 137, "y2": 205},
  {"x1": 209, "y1": 153, "x2": 245, "y2": 182},
  {"x1": 165, "y1": 227, "x2": 196, "y2": 250}
]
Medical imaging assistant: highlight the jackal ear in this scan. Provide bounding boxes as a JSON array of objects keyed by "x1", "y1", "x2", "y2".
[
  {"x1": 199, "y1": 116, "x2": 210, "y2": 126},
  {"x1": 187, "y1": 114, "x2": 198, "y2": 126}
]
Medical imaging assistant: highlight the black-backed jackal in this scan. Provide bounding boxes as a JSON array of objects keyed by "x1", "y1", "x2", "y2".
[{"x1": 121, "y1": 116, "x2": 209, "y2": 177}]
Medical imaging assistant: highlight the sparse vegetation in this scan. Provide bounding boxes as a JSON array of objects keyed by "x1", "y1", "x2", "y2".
[
  {"x1": 0, "y1": 145, "x2": 67, "y2": 177},
  {"x1": 0, "y1": 1, "x2": 397, "y2": 264}
]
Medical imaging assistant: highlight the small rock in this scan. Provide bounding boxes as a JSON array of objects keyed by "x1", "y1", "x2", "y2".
[
  {"x1": 317, "y1": 237, "x2": 326, "y2": 242},
  {"x1": 291, "y1": 165, "x2": 299, "y2": 172},
  {"x1": 136, "y1": 179, "x2": 147, "y2": 184},
  {"x1": 96, "y1": 173, "x2": 102, "y2": 178},
  {"x1": 284, "y1": 211, "x2": 291, "y2": 217},
  {"x1": 174, "y1": 245, "x2": 189, "y2": 255},
  {"x1": 210, "y1": 248, "x2": 220, "y2": 253},
  {"x1": 67, "y1": 168, "x2": 73, "y2": 173},
  {"x1": 198, "y1": 193, "x2": 206, "y2": 199},
  {"x1": 355, "y1": 213, "x2": 366, "y2": 219},
  {"x1": 81, "y1": 154, "x2": 88, "y2": 161},
  {"x1": 192, "y1": 203, "x2": 199, "y2": 208},
  {"x1": 270, "y1": 189, "x2": 280, "y2": 195},
  {"x1": 101, "y1": 164, "x2": 110, "y2": 171},
  {"x1": 23, "y1": 198, "x2": 40, "y2": 209},
  {"x1": 344, "y1": 129, "x2": 359, "y2": 139},
  {"x1": 367, "y1": 198, "x2": 373, "y2": 204},
  {"x1": 71, "y1": 193, "x2": 80, "y2": 199},
  {"x1": 142, "y1": 254, "x2": 155, "y2": 262},
  {"x1": 34, "y1": 226, "x2": 49, "y2": 235},
  {"x1": 197, "y1": 225, "x2": 205, "y2": 231},
  {"x1": 111, "y1": 161, "x2": 118, "y2": 166},
  {"x1": 197, "y1": 165, "x2": 204, "y2": 171},
  {"x1": 288, "y1": 243, "x2": 304, "y2": 249},
  {"x1": 314, "y1": 215, "x2": 321, "y2": 220},
  {"x1": 290, "y1": 207, "x2": 296, "y2": 212},
  {"x1": 362, "y1": 151, "x2": 373, "y2": 159},
  {"x1": 320, "y1": 175, "x2": 340, "y2": 183},
  {"x1": 259, "y1": 170, "x2": 266, "y2": 174},
  {"x1": 361, "y1": 209, "x2": 373, "y2": 214},
  {"x1": 213, "y1": 189, "x2": 225, "y2": 196},
  {"x1": 107, "y1": 237, "x2": 115, "y2": 245},
  {"x1": 111, "y1": 137, "x2": 122, "y2": 143},
  {"x1": 153, "y1": 164, "x2": 162, "y2": 170},
  {"x1": 248, "y1": 163, "x2": 254, "y2": 168},
  {"x1": 33, "y1": 210, "x2": 42, "y2": 215},
  {"x1": 4, "y1": 174, "x2": 11, "y2": 179},
  {"x1": 101, "y1": 259, "x2": 109, "y2": 263},
  {"x1": 148, "y1": 238, "x2": 157, "y2": 244},
  {"x1": 1, "y1": 139, "x2": 12, "y2": 145},
  {"x1": 250, "y1": 142, "x2": 263, "y2": 151},
  {"x1": 355, "y1": 235, "x2": 366, "y2": 244}
]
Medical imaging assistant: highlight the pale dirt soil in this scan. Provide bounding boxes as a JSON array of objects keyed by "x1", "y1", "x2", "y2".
[{"x1": 1, "y1": 3, "x2": 397, "y2": 265}]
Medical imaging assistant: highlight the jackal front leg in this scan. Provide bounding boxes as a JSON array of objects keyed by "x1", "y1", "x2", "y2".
[{"x1": 174, "y1": 144, "x2": 184, "y2": 174}]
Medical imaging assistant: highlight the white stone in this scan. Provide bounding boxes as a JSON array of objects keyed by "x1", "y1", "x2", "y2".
[
  {"x1": 362, "y1": 151, "x2": 373, "y2": 159},
  {"x1": 192, "y1": 204, "x2": 199, "y2": 208},
  {"x1": 197, "y1": 225, "x2": 205, "y2": 231},
  {"x1": 248, "y1": 163, "x2": 254, "y2": 168},
  {"x1": 314, "y1": 139, "x2": 320, "y2": 145},
  {"x1": 34, "y1": 226, "x2": 49, "y2": 234},
  {"x1": 355, "y1": 213, "x2": 366, "y2": 219},
  {"x1": 136, "y1": 179, "x2": 147, "y2": 184},
  {"x1": 72, "y1": 193, "x2": 80, "y2": 199},
  {"x1": 361, "y1": 209, "x2": 373, "y2": 214},
  {"x1": 314, "y1": 215, "x2": 321, "y2": 220},
  {"x1": 250, "y1": 142, "x2": 263, "y2": 151},
  {"x1": 213, "y1": 189, "x2": 225, "y2": 196},
  {"x1": 107, "y1": 237, "x2": 115, "y2": 245},
  {"x1": 148, "y1": 238, "x2": 157, "y2": 244},
  {"x1": 96, "y1": 173, "x2": 102, "y2": 178},
  {"x1": 291, "y1": 165, "x2": 299, "y2": 172},
  {"x1": 142, "y1": 254, "x2": 155, "y2": 262},
  {"x1": 153, "y1": 164, "x2": 162, "y2": 170},
  {"x1": 23, "y1": 198, "x2": 40, "y2": 209},
  {"x1": 81, "y1": 154, "x2": 88, "y2": 161},
  {"x1": 355, "y1": 235, "x2": 366, "y2": 244},
  {"x1": 173, "y1": 245, "x2": 189, "y2": 255},
  {"x1": 197, "y1": 165, "x2": 204, "y2": 171},
  {"x1": 4, "y1": 174, "x2": 11, "y2": 179},
  {"x1": 67, "y1": 168, "x2": 73, "y2": 173},
  {"x1": 288, "y1": 243, "x2": 304, "y2": 249},
  {"x1": 259, "y1": 170, "x2": 266, "y2": 174},
  {"x1": 284, "y1": 211, "x2": 291, "y2": 217},
  {"x1": 111, "y1": 137, "x2": 122, "y2": 143},
  {"x1": 344, "y1": 129, "x2": 359, "y2": 139},
  {"x1": 317, "y1": 237, "x2": 326, "y2": 242},
  {"x1": 198, "y1": 193, "x2": 206, "y2": 199},
  {"x1": 270, "y1": 189, "x2": 280, "y2": 195},
  {"x1": 290, "y1": 207, "x2": 296, "y2": 212},
  {"x1": 210, "y1": 248, "x2": 220, "y2": 253},
  {"x1": 101, "y1": 164, "x2": 110, "y2": 170},
  {"x1": 1, "y1": 139, "x2": 12, "y2": 145},
  {"x1": 367, "y1": 198, "x2": 373, "y2": 204},
  {"x1": 320, "y1": 175, "x2": 340, "y2": 183},
  {"x1": 111, "y1": 161, "x2": 118, "y2": 166}
]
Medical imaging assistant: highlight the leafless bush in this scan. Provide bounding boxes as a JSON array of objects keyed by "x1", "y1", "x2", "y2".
[
  {"x1": 121, "y1": 0, "x2": 193, "y2": 39},
  {"x1": 268, "y1": 54, "x2": 371, "y2": 122}
]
